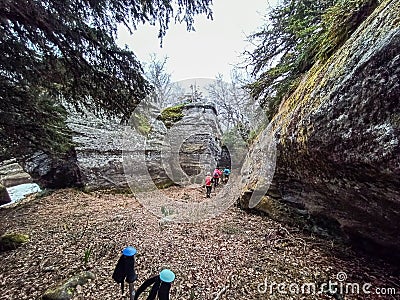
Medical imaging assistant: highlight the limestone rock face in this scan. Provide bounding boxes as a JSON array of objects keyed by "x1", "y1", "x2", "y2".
[
  {"x1": 174, "y1": 104, "x2": 222, "y2": 184},
  {"x1": 0, "y1": 153, "x2": 79, "y2": 190},
  {"x1": 0, "y1": 159, "x2": 32, "y2": 187},
  {"x1": 66, "y1": 111, "x2": 132, "y2": 189},
  {"x1": 135, "y1": 103, "x2": 222, "y2": 187},
  {"x1": 19, "y1": 149, "x2": 81, "y2": 189},
  {"x1": 243, "y1": 0, "x2": 400, "y2": 260},
  {"x1": 66, "y1": 102, "x2": 222, "y2": 190}
]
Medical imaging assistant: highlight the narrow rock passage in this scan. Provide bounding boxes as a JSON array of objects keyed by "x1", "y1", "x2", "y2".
[{"x1": 0, "y1": 188, "x2": 398, "y2": 299}]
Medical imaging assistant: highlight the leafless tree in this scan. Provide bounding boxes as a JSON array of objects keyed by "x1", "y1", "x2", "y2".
[
  {"x1": 207, "y1": 69, "x2": 264, "y2": 134},
  {"x1": 144, "y1": 54, "x2": 186, "y2": 108}
]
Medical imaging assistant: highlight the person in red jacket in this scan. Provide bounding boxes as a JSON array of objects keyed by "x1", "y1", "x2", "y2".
[
  {"x1": 212, "y1": 168, "x2": 222, "y2": 188},
  {"x1": 205, "y1": 172, "x2": 213, "y2": 198}
]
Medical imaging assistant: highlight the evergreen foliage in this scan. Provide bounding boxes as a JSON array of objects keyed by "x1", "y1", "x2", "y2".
[
  {"x1": 0, "y1": 85, "x2": 73, "y2": 159},
  {"x1": 247, "y1": 0, "x2": 379, "y2": 120},
  {"x1": 0, "y1": 0, "x2": 213, "y2": 159}
]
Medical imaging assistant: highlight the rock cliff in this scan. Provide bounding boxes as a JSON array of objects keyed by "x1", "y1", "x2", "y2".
[
  {"x1": 175, "y1": 103, "x2": 222, "y2": 183},
  {"x1": 18, "y1": 149, "x2": 81, "y2": 189},
  {"x1": 65, "y1": 102, "x2": 221, "y2": 190},
  {"x1": 241, "y1": 0, "x2": 400, "y2": 261},
  {"x1": 0, "y1": 159, "x2": 32, "y2": 187},
  {"x1": 124, "y1": 102, "x2": 222, "y2": 190},
  {"x1": 66, "y1": 111, "x2": 129, "y2": 189}
]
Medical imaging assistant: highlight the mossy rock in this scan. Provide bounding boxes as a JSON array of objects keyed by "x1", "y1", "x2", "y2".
[
  {"x1": 158, "y1": 104, "x2": 186, "y2": 128},
  {"x1": 155, "y1": 180, "x2": 175, "y2": 190},
  {"x1": 0, "y1": 233, "x2": 30, "y2": 251},
  {"x1": 131, "y1": 113, "x2": 151, "y2": 135},
  {"x1": 42, "y1": 271, "x2": 95, "y2": 300}
]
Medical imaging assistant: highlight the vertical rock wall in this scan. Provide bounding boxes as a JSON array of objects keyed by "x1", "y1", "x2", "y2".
[
  {"x1": 142, "y1": 103, "x2": 222, "y2": 186},
  {"x1": 66, "y1": 102, "x2": 222, "y2": 189},
  {"x1": 66, "y1": 111, "x2": 130, "y2": 189},
  {"x1": 175, "y1": 104, "x2": 222, "y2": 184},
  {"x1": 241, "y1": 0, "x2": 400, "y2": 261}
]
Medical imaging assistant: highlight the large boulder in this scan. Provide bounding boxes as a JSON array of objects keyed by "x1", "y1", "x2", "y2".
[
  {"x1": 66, "y1": 102, "x2": 222, "y2": 190},
  {"x1": 0, "y1": 183, "x2": 11, "y2": 205},
  {"x1": 243, "y1": 0, "x2": 400, "y2": 260},
  {"x1": 19, "y1": 149, "x2": 82, "y2": 189}
]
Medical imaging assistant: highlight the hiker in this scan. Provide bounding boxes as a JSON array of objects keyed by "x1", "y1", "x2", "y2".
[
  {"x1": 222, "y1": 167, "x2": 231, "y2": 183},
  {"x1": 205, "y1": 172, "x2": 213, "y2": 198},
  {"x1": 134, "y1": 269, "x2": 175, "y2": 300},
  {"x1": 212, "y1": 168, "x2": 222, "y2": 187},
  {"x1": 112, "y1": 246, "x2": 138, "y2": 297}
]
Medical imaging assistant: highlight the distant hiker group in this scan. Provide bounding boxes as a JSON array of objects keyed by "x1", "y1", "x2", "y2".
[
  {"x1": 204, "y1": 167, "x2": 231, "y2": 198},
  {"x1": 112, "y1": 246, "x2": 175, "y2": 300}
]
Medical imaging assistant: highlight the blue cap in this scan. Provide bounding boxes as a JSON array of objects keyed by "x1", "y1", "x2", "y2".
[
  {"x1": 122, "y1": 246, "x2": 137, "y2": 256},
  {"x1": 159, "y1": 269, "x2": 175, "y2": 283}
]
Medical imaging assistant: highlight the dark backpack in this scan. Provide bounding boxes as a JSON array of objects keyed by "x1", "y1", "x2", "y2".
[
  {"x1": 134, "y1": 275, "x2": 172, "y2": 300},
  {"x1": 112, "y1": 255, "x2": 137, "y2": 294}
]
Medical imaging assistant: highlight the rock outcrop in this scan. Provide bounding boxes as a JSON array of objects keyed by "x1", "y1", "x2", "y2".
[
  {"x1": 42, "y1": 271, "x2": 95, "y2": 300},
  {"x1": 66, "y1": 111, "x2": 131, "y2": 190},
  {"x1": 174, "y1": 103, "x2": 222, "y2": 183},
  {"x1": 0, "y1": 152, "x2": 80, "y2": 190},
  {"x1": 125, "y1": 102, "x2": 222, "y2": 189},
  {"x1": 18, "y1": 149, "x2": 81, "y2": 189},
  {"x1": 0, "y1": 159, "x2": 32, "y2": 187},
  {"x1": 0, "y1": 183, "x2": 11, "y2": 205},
  {"x1": 242, "y1": 0, "x2": 400, "y2": 261},
  {"x1": 66, "y1": 102, "x2": 222, "y2": 190}
]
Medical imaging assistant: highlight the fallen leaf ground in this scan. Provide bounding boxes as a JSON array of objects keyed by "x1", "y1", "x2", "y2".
[{"x1": 0, "y1": 187, "x2": 399, "y2": 300}]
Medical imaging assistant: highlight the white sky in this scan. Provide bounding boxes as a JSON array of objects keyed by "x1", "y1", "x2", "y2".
[{"x1": 117, "y1": 0, "x2": 278, "y2": 82}]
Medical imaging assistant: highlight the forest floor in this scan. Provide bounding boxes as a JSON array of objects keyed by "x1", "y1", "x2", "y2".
[{"x1": 0, "y1": 186, "x2": 399, "y2": 300}]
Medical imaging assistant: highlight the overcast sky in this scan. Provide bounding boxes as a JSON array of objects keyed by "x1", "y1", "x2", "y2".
[{"x1": 117, "y1": 0, "x2": 278, "y2": 82}]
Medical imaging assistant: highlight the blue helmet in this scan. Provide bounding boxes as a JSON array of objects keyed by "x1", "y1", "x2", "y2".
[
  {"x1": 122, "y1": 246, "x2": 137, "y2": 256},
  {"x1": 159, "y1": 269, "x2": 175, "y2": 283}
]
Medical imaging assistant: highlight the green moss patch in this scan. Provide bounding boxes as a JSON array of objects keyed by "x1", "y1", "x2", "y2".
[
  {"x1": 159, "y1": 104, "x2": 185, "y2": 128},
  {"x1": 219, "y1": 223, "x2": 243, "y2": 235},
  {"x1": 0, "y1": 233, "x2": 30, "y2": 251},
  {"x1": 132, "y1": 113, "x2": 152, "y2": 135},
  {"x1": 42, "y1": 271, "x2": 95, "y2": 300}
]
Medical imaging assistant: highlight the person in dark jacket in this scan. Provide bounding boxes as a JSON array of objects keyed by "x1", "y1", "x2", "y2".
[
  {"x1": 112, "y1": 246, "x2": 138, "y2": 295},
  {"x1": 134, "y1": 269, "x2": 175, "y2": 300}
]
